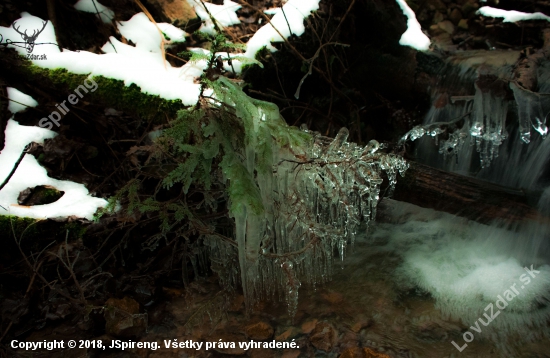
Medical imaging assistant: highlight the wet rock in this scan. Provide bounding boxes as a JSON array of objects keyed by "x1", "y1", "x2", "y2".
[
  {"x1": 458, "y1": 18, "x2": 469, "y2": 30},
  {"x1": 275, "y1": 326, "x2": 300, "y2": 341},
  {"x1": 417, "y1": 9, "x2": 430, "y2": 23},
  {"x1": 461, "y1": 1, "x2": 479, "y2": 17},
  {"x1": 301, "y1": 319, "x2": 317, "y2": 334},
  {"x1": 350, "y1": 316, "x2": 373, "y2": 333},
  {"x1": 145, "y1": 0, "x2": 197, "y2": 28},
  {"x1": 281, "y1": 351, "x2": 300, "y2": 358},
  {"x1": 364, "y1": 348, "x2": 391, "y2": 358},
  {"x1": 412, "y1": 317, "x2": 462, "y2": 342},
  {"x1": 340, "y1": 331, "x2": 360, "y2": 351},
  {"x1": 339, "y1": 347, "x2": 391, "y2": 358},
  {"x1": 340, "y1": 347, "x2": 362, "y2": 358},
  {"x1": 245, "y1": 321, "x2": 274, "y2": 340},
  {"x1": 425, "y1": 0, "x2": 447, "y2": 12},
  {"x1": 249, "y1": 349, "x2": 276, "y2": 358},
  {"x1": 449, "y1": 8, "x2": 462, "y2": 25},
  {"x1": 429, "y1": 24, "x2": 444, "y2": 36},
  {"x1": 309, "y1": 321, "x2": 337, "y2": 352},
  {"x1": 438, "y1": 20, "x2": 455, "y2": 35},
  {"x1": 433, "y1": 33, "x2": 454, "y2": 48},
  {"x1": 104, "y1": 297, "x2": 148, "y2": 337},
  {"x1": 229, "y1": 295, "x2": 245, "y2": 312},
  {"x1": 433, "y1": 11, "x2": 445, "y2": 24},
  {"x1": 207, "y1": 332, "x2": 246, "y2": 355},
  {"x1": 321, "y1": 291, "x2": 344, "y2": 304},
  {"x1": 161, "y1": 287, "x2": 185, "y2": 299}
]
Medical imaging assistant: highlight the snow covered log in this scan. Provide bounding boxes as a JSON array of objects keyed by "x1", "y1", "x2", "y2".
[
  {"x1": 392, "y1": 161, "x2": 543, "y2": 224},
  {"x1": 0, "y1": 56, "x2": 184, "y2": 125}
]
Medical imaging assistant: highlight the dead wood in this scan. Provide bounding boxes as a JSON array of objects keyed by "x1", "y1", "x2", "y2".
[{"x1": 392, "y1": 161, "x2": 545, "y2": 224}]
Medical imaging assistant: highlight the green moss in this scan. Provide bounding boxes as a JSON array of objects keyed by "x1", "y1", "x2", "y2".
[
  {"x1": 0, "y1": 215, "x2": 39, "y2": 239},
  {"x1": 23, "y1": 63, "x2": 184, "y2": 122},
  {"x1": 63, "y1": 222, "x2": 88, "y2": 239}
]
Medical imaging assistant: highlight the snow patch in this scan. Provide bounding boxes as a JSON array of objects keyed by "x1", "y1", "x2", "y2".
[
  {"x1": 118, "y1": 13, "x2": 187, "y2": 53},
  {"x1": 0, "y1": 119, "x2": 107, "y2": 220},
  {"x1": 477, "y1": 6, "x2": 550, "y2": 23},
  {"x1": 157, "y1": 23, "x2": 187, "y2": 43},
  {"x1": 243, "y1": 0, "x2": 320, "y2": 61},
  {"x1": 74, "y1": 0, "x2": 115, "y2": 23},
  {"x1": 187, "y1": 0, "x2": 241, "y2": 35},
  {"x1": 6, "y1": 87, "x2": 38, "y2": 114},
  {"x1": 0, "y1": 13, "x2": 202, "y2": 105},
  {"x1": 395, "y1": 0, "x2": 431, "y2": 51}
]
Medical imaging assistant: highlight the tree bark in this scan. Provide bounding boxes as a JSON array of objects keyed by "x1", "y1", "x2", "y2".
[{"x1": 392, "y1": 161, "x2": 544, "y2": 224}]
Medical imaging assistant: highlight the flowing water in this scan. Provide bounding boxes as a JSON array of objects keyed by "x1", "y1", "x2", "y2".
[
  {"x1": 415, "y1": 52, "x2": 550, "y2": 191},
  {"x1": 361, "y1": 50, "x2": 550, "y2": 357},
  {"x1": 156, "y1": 199, "x2": 549, "y2": 358}
]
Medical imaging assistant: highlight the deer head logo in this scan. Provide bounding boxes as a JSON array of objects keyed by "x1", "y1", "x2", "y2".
[{"x1": 12, "y1": 20, "x2": 47, "y2": 53}]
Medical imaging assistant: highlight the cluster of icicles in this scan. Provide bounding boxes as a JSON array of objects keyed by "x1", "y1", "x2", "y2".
[
  {"x1": 206, "y1": 127, "x2": 408, "y2": 316},
  {"x1": 401, "y1": 80, "x2": 550, "y2": 168}
]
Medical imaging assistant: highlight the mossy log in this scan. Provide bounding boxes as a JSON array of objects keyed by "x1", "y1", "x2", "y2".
[
  {"x1": 1, "y1": 54, "x2": 185, "y2": 123},
  {"x1": 392, "y1": 161, "x2": 544, "y2": 224}
]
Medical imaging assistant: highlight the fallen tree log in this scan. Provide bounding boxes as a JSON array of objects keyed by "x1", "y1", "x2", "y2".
[{"x1": 391, "y1": 161, "x2": 544, "y2": 224}]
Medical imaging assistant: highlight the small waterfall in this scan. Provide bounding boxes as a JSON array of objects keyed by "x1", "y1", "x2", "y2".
[
  {"x1": 388, "y1": 51, "x2": 550, "y2": 355},
  {"x1": 414, "y1": 52, "x2": 550, "y2": 192}
]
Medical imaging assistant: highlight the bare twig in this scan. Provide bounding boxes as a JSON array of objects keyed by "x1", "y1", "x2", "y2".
[
  {"x1": 0, "y1": 144, "x2": 30, "y2": 193},
  {"x1": 134, "y1": 0, "x2": 169, "y2": 68},
  {"x1": 294, "y1": 42, "x2": 349, "y2": 99}
]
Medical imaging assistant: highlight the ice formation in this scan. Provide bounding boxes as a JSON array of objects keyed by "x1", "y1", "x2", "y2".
[
  {"x1": 371, "y1": 200, "x2": 550, "y2": 353},
  {"x1": 195, "y1": 77, "x2": 408, "y2": 315},
  {"x1": 0, "y1": 90, "x2": 107, "y2": 220},
  {"x1": 404, "y1": 57, "x2": 550, "y2": 190},
  {"x1": 402, "y1": 71, "x2": 550, "y2": 169},
  {"x1": 74, "y1": 0, "x2": 114, "y2": 23},
  {"x1": 244, "y1": 130, "x2": 407, "y2": 316},
  {"x1": 395, "y1": 0, "x2": 431, "y2": 51},
  {"x1": 469, "y1": 80, "x2": 509, "y2": 167},
  {"x1": 477, "y1": 6, "x2": 550, "y2": 23},
  {"x1": 401, "y1": 85, "x2": 511, "y2": 168},
  {"x1": 510, "y1": 82, "x2": 550, "y2": 144},
  {"x1": 203, "y1": 85, "x2": 408, "y2": 315}
]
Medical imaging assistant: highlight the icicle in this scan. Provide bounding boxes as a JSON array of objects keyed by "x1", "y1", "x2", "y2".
[
  {"x1": 210, "y1": 77, "x2": 410, "y2": 317},
  {"x1": 326, "y1": 127, "x2": 349, "y2": 154},
  {"x1": 510, "y1": 82, "x2": 550, "y2": 144}
]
